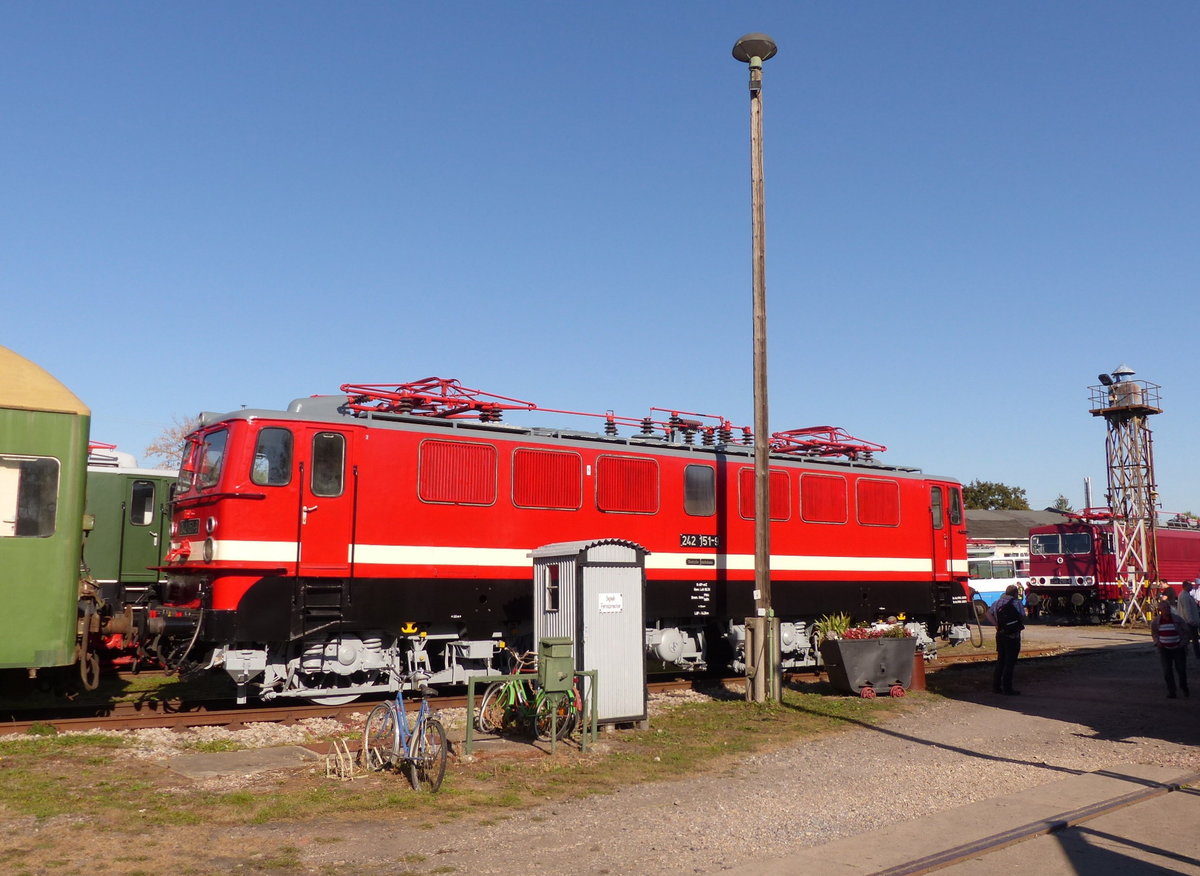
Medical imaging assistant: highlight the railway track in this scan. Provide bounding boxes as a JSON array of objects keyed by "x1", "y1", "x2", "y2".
[{"x1": 0, "y1": 648, "x2": 1061, "y2": 737}]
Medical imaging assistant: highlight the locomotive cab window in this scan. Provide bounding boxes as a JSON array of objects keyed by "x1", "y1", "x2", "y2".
[
  {"x1": 684, "y1": 465, "x2": 716, "y2": 517},
  {"x1": 129, "y1": 480, "x2": 156, "y2": 526},
  {"x1": 930, "y1": 486, "x2": 944, "y2": 530},
  {"x1": 310, "y1": 432, "x2": 346, "y2": 498},
  {"x1": 196, "y1": 430, "x2": 228, "y2": 490},
  {"x1": 0, "y1": 455, "x2": 59, "y2": 538},
  {"x1": 1031, "y1": 532, "x2": 1093, "y2": 555},
  {"x1": 251, "y1": 427, "x2": 293, "y2": 487},
  {"x1": 949, "y1": 487, "x2": 963, "y2": 526}
]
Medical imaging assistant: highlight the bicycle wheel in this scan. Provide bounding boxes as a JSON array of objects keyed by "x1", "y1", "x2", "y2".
[
  {"x1": 476, "y1": 681, "x2": 507, "y2": 733},
  {"x1": 407, "y1": 717, "x2": 448, "y2": 792},
  {"x1": 534, "y1": 691, "x2": 576, "y2": 742},
  {"x1": 362, "y1": 704, "x2": 399, "y2": 771}
]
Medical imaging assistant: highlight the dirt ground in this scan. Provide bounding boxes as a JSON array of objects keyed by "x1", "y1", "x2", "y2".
[{"x1": 3, "y1": 624, "x2": 1197, "y2": 876}]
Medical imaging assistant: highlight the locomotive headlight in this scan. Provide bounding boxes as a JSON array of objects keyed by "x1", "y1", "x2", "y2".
[
  {"x1": 206, "y1": 517, "x2": 217, "y2": 535},
  {"x1": 203, "y1": 538, "x2": 214, "y2": 562}
]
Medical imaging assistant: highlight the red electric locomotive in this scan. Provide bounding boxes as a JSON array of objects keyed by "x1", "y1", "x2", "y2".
[
  {"x1": 1028, "y1": 510, "x2": 1200, "y2": 620},
  {"x1": 153, "y1": 379, "x2": 971, "y2": 703}
]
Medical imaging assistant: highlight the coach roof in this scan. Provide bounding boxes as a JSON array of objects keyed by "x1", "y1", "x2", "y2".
[{"x1": 0, "y1": 345, "x2": 90, "y2": 416}]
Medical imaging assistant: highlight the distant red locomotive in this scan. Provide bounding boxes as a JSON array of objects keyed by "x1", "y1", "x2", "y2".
[
  {"x1": 1028, "y1": 511, "x2": 1200, "y2": 620},
  {"x1": 153, "y1": 379, "x2": 971, "y2": 703}
]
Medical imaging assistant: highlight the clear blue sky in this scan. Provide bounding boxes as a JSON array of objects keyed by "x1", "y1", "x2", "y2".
[{"x1": 4, "y1": 2, "x2": 1199, "y2": 513}]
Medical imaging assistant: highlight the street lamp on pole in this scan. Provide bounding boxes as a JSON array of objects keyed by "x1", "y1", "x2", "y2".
[{"x1": 732, "y1": 33, "x2": 778, "y2": 703}]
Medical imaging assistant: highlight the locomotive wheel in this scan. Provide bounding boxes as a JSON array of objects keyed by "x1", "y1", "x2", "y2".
[
  {"x1": 889, "y1": 685, "x2": 906, "y2": 698},
  {"x1": 307, "y1": 688, "x2": 360, "y2": 706},
  {"x1": 80, "y1": 652, "x2": 101, "y2": 691},
  {"x1": 859, "y1": 686, "x2": 876, "y2": 699},
  {"x1": 362, "y1": 704, "x2": 399, "y2": 771}
]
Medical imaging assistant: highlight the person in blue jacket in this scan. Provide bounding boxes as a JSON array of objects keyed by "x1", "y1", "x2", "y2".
[{"x1": 985, "y1": 584, "x2": 1026, "y2": 695}]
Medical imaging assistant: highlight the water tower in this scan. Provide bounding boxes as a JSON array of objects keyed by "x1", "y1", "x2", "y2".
[{"x1": 1089, "y1": 364, "x2": 1162, "y2": 623}]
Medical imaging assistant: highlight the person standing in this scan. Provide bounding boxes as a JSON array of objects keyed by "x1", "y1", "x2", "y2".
[
  {"x1": 1178, "y1": 580, "x2": 1200, "y2": 659},
  {"x1": 985, "y1": 584, "x2": 1026, "y2": 695},
  {"x1": 1150, "y1": 600, "x2": 1189, "y2": 698}
]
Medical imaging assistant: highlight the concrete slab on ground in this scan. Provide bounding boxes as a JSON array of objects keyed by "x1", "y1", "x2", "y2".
[
  {"x1": 725, "y1": 764, "x2": 1200, "y2": 875},
  {"x1": 168, "y1": 745, "x2": 321, "y2": 779}
]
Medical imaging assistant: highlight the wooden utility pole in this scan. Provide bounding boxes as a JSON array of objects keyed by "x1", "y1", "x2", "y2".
[{"x1": 732, "y1": 33, "x2": 779, "y2": 703}]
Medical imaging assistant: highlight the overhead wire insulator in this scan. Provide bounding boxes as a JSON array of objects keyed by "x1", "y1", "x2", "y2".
[
  {"x1": 743, "y1": 426, "x2": 754, "y2": 445},
  {"x1": 718, "y1": 421, "x2": 733, "y2": 444},
  {"x1": 702, "y1": 427, "x2": 715, "y2": 446},
  {"x1": 640, "y1": 417, "x2": 655, "y2": 436},
  {"x1": 604, "y1": 415, "x2": 618, "y2": 437}
]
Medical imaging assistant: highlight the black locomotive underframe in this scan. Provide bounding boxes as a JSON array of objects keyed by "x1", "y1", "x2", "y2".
[{"x1": 197, "y1": 574, "x2": 970, "y2": 646}]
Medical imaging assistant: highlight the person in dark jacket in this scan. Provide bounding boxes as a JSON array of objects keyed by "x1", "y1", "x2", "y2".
[{"x1": 985, "y1": 584, "x2": 1026, "y2": 695}]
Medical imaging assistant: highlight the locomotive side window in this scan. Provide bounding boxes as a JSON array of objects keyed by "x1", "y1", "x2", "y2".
[
  {"x1": 949, "y1": 487, "x2": 963, "y2": 526},
  {"x1": 684, "y1": 465, "x2": 716, "y2": 517},
  {"x1": 418, "y1": 439, "x2": 497, "y2": 505},
  {"x1": 857, "y1": 478, "x2": 900, "y2": 527},
  {"x1": 129, "y1": 480, "x2": 155, "y2": 526},
  {"x1": 0, "y1": 455, "x2": 59, "y2": 538},
  {"x1": 737, "y1": 468, "x2": 790, "y2": 520},
  {"x1": 311, "y1": 432, "x2": 346, "y2": 498},
  {"x1": 513, "y1": 448, "x2": 582, "y2": 510},
  {"x1": 596, "y1": 455, "x2": 659, "y2": 514},
  {"x1": 196, "y1": 430, "x2": 228, "y2": 490},
  {"x1": 799, "y1": 473, "x2": 847, "y2": 524},
  {"x1": 251, "y1": 427, "x2": 293, "y2": 487},
  {"x1": 930, "y1": 486, "x2": 944, "y2": 529}
]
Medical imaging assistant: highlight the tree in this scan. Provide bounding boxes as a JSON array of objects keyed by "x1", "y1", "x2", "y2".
[
  {"x1": 962, "y1": 480, "x2": 1031, "y2": 511},
  {"x1": 1053, "y1": 495, "x2": 1074, "y2": 512},
  {"x1": 143, "y1": 415, "x2": 200, "y2": 470}
]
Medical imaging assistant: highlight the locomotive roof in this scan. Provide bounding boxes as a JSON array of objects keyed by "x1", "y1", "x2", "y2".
[
  {"x1": 0, "y1": 345, "x2": 89, "y2": 416},
  {"x1": 194, "y1": 395, "x2": 949, "y2": 480}
]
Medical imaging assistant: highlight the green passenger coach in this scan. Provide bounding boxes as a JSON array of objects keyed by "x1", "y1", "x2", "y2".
[
  {"x1": 84, "y1": 461, "x2": 173, "y2": 628},
  {"x1": 0, "y1": 346, "x2": 91, "y2": 672}
]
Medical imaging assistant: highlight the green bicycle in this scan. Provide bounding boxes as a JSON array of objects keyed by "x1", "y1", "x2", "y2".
[{"x1": 475, "y1": 649, "x2": 579, "y2": 741}]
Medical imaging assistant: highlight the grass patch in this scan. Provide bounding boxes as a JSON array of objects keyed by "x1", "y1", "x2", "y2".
[{"x1": 0, "y1": 681, "x2": 917, "y2": 871}]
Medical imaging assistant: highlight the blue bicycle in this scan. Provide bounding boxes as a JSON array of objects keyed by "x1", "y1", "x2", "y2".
[{"x1": 362, "y1": 678, "x2": 448, "y2": 792}]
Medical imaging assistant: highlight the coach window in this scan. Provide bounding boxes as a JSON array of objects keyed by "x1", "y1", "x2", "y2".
[
  {"x1": 930, "y1": 486, "x2": 944, "y2": 530},
  {"x1": 129, "y1": 480, "x2": 155, "y2": 526},
  {"x1": 684, "y1": 465, "x2": 715, "y2": 517},
  {"x1": 251, "y1": 427, "x2": 293, "y2": 487},
  {"x1": 0, "y1": 455, "x2": 59, "y2": 538},
  {"x1": 311, "y1": 432, "x2": 345, "y2": 498}
]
